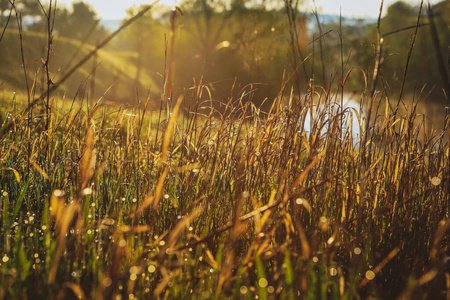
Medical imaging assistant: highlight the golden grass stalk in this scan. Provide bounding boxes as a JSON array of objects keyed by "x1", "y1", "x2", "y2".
[
  {"x1": 160, "y1": 95, "x2": 183, "y2": 167},
  {"x1": 48, "y1": 190, "x2": 80, "y2": 285},
  {"x1": 78, "y1": 125, "x2": 96, "y2": 193}
]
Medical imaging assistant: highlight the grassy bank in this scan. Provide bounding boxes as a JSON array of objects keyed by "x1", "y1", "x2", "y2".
[{"x1": 0, "y1": 29, "x2": 160, "y2": 104}]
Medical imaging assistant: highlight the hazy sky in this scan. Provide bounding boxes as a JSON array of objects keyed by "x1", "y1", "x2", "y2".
[{"x1": 56, "y1": 0, "x2": 436, "y2": 20}]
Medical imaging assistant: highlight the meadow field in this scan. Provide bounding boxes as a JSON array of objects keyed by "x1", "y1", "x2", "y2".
[{"x1": 0, "y1": 1, "x2": 449, "y2": 299}]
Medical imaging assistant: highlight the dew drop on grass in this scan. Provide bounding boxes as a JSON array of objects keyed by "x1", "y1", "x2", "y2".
[
  {"x1": 148, "y1": 265, "x2": 156, "y2": 273},
  {"x1": 329, "y1": 268, "x2": 338, "y2": 276},
  {"x1": 129, "y1": 266, "x2": 139, "y2": 275},
  {"x1": 327, "y1": 236, "x2": 335, "y2": 245},
  {"x1": 240, "y1": 286, "x2": 248, "y2": 295},
  {"x1": 320, "y1": 217, "x2": 329, "y2": 231},
  {"x1": 2, "y1": 255, "x2": 9, "y2": 262},
  {"x1": 103, "y1": 277, "x2": 112, "y2": 287},
  {"x1": 312, "y1": 257, "x2": 319, "y2": 263},
  {"x1": 365, "y1": 270, "x2": 375, "y2": 280},
  {"x1": 431, "y1": 177, "x2": 441, "y2": 186},
  {"x1": 82, "y1": 188, "x2": 92, "y2": 195},
  {"x1": 354, "y1": 247, "x2": 362, "y2": 255},
  {"x1": 258, "y1": 278, "x2": 268, "y2": 288},
  {"x1": 2, "y1": 191, "x2": 7, "y2": 196},
  {"x1": 118, "y1": 240, "x2": 127, "y2": 247},
  {"x1": 267, "y1": 286, "x2": 275, "y2": 293},
  {"x1": 53, "y1": 190, "x2": 64, "y2": 197}
]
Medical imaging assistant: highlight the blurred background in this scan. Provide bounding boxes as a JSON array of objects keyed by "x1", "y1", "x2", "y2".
[{"x1": 0, "y1": 0, "x2": 448, "y2": 115}]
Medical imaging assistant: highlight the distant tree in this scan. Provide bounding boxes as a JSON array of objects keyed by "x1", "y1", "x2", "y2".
[
  {"x1": 0, "y1": 0, "x2": 9, "y2": 25},
  {"x1": 173, "y1": 0, "x2": 293, "y2": 107},
  {"x1": 28, "y1": 1, "x2": 108, "y2": 44},
  {"x1": 120, "y1": 5, "x2": 164, "y2": 89},
  {"x1": 180, "y1": 0, "x2": 232, "y2": 60},
  {"x1": 314, "y1": 18, "x2": 375, "y2": 93},
  {"x1": 0, "y1": 0, "x2": 40, "y2": 26},
  {"x1": 21, "y1": 0, "x2": 41, "y2": 17},
  {"x1": 373, "y1": 0, "x2": 449, "y2": 102},
  {"x1": 53, "y1": 6, "x2": 71, "y2": 37},
  {"x1": 66, "y1": 1, "x2": 98, "y2": 40}
]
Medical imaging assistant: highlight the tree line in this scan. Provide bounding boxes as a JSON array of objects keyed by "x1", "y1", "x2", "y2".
[{"x1": 1, "y1": 0, "x2": 449, "y2": 106}]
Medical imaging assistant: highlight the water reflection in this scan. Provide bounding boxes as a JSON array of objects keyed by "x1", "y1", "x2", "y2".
[{"x1": 301, "y1": 96, "x2": 365, "y2": 146}]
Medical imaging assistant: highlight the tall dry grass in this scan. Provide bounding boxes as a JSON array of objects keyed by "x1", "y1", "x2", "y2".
[{"x1": 0, "y1": 1, "x2": 449, "y2": 299}]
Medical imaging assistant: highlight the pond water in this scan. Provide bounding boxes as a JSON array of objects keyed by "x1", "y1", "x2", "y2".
[{"x1": 301, "y1": 97, "x2": 365, "y2": 147}]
